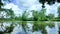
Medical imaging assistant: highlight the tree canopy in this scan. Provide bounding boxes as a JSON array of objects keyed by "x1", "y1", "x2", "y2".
[{"x1": 39, "y1": 0, "x2": 60, "y2": 8}]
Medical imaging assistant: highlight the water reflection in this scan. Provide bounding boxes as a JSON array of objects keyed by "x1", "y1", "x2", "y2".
[
  {"x1": 0, "y1": 21, "x2": 60, "y2": 34},
  {"x1": 21, "y1": 21, "x2": 59, "y2": 34}
]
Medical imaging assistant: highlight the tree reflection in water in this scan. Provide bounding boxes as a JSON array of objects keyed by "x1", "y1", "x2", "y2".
[{"x1": 0, "y1": 21, "x2": 58, "y2": 34}]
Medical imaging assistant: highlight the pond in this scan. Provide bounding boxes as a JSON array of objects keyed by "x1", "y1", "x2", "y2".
[{"x1": 0, "y1": 21, "x2": 60, "y2": 34}]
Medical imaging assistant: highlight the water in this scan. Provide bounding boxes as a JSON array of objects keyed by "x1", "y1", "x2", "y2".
[
  {"x1": 18, "y1": 21, "x2": 59, "y2": 34},
  {"x1": 0, "y1": 21, "x2": 60, "y2": 34}
]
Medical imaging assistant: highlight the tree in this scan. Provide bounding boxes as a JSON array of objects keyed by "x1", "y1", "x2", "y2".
[
  {"x1": 38, "y1": 8, "x2": 47, "y2": 21},
  {"x1": 22, "y1": 11, "x2": 29, "y2": 21},
  {"x1": 58, "y1": 6, "x2": 60, "y2": 18},
  {"x1": 39, "y1": 0, "x2": 60, "y2": 8},
  {"x1": 0, "y1": 0, "x2": 15, "y2": 34},
  {"x1": 32, "y1": 8, "x2": 47, "y2": 21},
  {"x1": 6, "y1": 9, "x2": 15, "y2": 20},
  {"x1": 32, "y1": 10, "x2": 39, "y2": 21},
  {"x1": 0, "y1": 0, "x2": 15, "y2": 21},
  {"x1": 47, "y1": 13, "x2": 54, "y2": 20},
  {"x1": 58, "y1": 6, "x2": 60, "y2": 34}
]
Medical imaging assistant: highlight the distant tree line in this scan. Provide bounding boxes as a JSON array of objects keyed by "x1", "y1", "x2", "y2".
[{"x1": 14, "y1": 8, "x2": 60, "y2": 21}]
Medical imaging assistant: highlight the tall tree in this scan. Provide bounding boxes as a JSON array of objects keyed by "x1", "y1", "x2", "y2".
[
  {"x1": 38, "y1": 8, "x2": 47, "y2": 21},
  {"x1": 32, "y1": 8, "x2": 47, "y2": 21},
  {"x1": 32, "y1": 10, "x2": 39, "y2": 21},
  {"x1": 6, "y1": 9, "x2": 15, "y2": 20},
  {"x1": 58, "y1": 6, "x2": 60, "y2": 18},
  {"x1": 22, "y1": 11, "x2": 29, "y2": 21},
  {"x1": 0, "y1": 0, "x2": 15, "y2": 21},
  {"x1": 58, "y1": 6, "x2": 60, "y2": 34}
]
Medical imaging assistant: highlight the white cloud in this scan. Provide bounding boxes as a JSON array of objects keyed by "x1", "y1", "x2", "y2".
[
  {"x1": 15, "y1": 0, "x2": 40, "y2": 10},
  {"x1": 28, "y1": 4, "x2": 42, "y2": 11},
  {"x1": 3, "y1": 0, "x2": 60, "y2": 17},
  {"x1": 45, "y1": 2, "x2": 60, "y2": 17},
  {"x1": 16, "y1": 0, "x2": 60, "y2": 17},
  {"x1": 3, "y1": 3, "x2": 23, "y2": 16}
]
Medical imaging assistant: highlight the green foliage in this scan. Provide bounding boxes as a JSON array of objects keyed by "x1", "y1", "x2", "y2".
[
  {"x1": 58, "y1": 6, "x2": 60, "y2": 18},
  {"x1": 22, "y1": 21, "x2": 27, "y2": 34},
  {"x1": 47, "y1": 22, "x2": 55, "y2": 28},
  {"x1": 0, "y1": 8, "x2": 15, "y2": 21},
  {"x1": 22, "y1": 11, "x2": 29, "y2": 21},
  {"x1": 32, "y1": 21, "x2": 47, "y2": 32},
  {"x1": 32, "y1": 21, "x2": 55, "y2": 34},
  {"x1": 7, "y1": 9, "x2": 15, "y2": 19},
  {"x1": 4, "y1": 23, "x2": 14, "y2": 33},
  {"x1": 0, "y1": 0, "x2": 15, "y2": 21},
  {"x1": 47, "y1": 13, "x2": 55, "y2": 20},
  {"x1": 38, "y1": 9, "x2": 47, "y2": 21},
  {"x1": 32, "y1": 10, "x2": 39, "y2": 21},
  {"x1": 32, "y1": 9, "x2": 47, "y2": 21}
]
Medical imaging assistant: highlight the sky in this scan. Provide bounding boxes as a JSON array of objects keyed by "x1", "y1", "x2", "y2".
[{"x1": 2, "y1": 0, "x2": 60, "y2": 17}]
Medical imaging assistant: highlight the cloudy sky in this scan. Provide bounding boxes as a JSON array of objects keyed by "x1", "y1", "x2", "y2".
[{"x1": 3, "y1": 0, "x2": 60, "y2": 17}]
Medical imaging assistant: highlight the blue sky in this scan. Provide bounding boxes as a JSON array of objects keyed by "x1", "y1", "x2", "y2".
[{"x1": 2, "y1": 0, "x2": 60, "y2": 17}]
